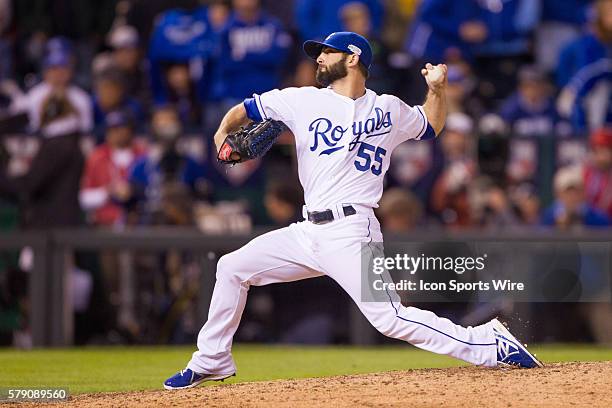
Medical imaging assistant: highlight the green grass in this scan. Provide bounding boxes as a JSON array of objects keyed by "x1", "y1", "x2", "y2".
[{"x1": 0, "y1": 344, "x2": 610, "y2": 394}]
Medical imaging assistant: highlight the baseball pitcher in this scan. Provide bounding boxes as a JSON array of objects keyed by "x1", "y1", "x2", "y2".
[{"x1": 164, "y1": 31, "x2": 542, "y2": 390}]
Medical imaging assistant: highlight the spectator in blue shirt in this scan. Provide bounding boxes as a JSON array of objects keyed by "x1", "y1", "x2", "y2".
[
  {"x1": 541, "y1": 165, "x2": 610, "y2": 228},
  {"x1": 556, "y1": 0, "x2": 612, "y2": 87},
  {"x1": 405, "y1": 0, "x2": 537, "y2": 63},
  {"x1": 212, "y1": 0, "x2": 291, "y2": 102},
  {"x1": 473, "y1": 0, "x2": 539, "y2": 57},
  {"x1": 499, "y1": 66, "x2": 563, "y2": 138},
  {"x1": 404, "y1": 0, "x2": 478, "y2": 63},
  {"x1": 148, "y1": 6, "x2": 219, "y2": 128}
]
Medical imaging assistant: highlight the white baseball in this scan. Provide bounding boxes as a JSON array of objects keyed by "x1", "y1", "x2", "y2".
[{"x1": 421, "y1": 63, "x2": 448, "y2": 89}]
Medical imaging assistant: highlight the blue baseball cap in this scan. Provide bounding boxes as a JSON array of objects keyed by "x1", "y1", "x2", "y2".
[
  {"x1": 43, "y1": 51, "x2": 72, "y2": 70},
  {"x1": 46, "y1": 36, "x2": 73, "y2": 55},
  {"x1": 303, "y1": 31, "x2": 372, "y2": 71}
]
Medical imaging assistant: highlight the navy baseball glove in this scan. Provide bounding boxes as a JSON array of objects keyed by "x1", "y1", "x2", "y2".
[{"x1": 217, "y1": 120, "x2": 284, "y2": 165}]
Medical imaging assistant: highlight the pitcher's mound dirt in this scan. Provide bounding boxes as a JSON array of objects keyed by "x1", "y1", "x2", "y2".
[{"x1": 25, "y1": 361, "x2": 612, "y2": 407}]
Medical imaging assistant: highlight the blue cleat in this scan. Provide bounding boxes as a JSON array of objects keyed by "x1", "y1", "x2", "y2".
[
  {"x1": 492, "y1": 318, "x2": 543, "y2": 368},
  {"x1": 163, "y1": 369, "x2": 235, "y2": 390}
]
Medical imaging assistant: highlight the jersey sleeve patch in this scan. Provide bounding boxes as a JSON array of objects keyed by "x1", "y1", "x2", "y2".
[{"x1": 243, "y1": 97, "x2": 264, "y2": 122}]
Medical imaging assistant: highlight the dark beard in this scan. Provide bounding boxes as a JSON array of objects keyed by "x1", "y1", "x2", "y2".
[{"x1": 315, "y1": 55, "x2": 348, "y2": 87}]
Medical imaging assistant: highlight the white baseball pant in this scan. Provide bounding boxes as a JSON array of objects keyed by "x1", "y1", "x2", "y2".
[{"x1": 187, "y1": 208, "x2": 497, "y2": 374}]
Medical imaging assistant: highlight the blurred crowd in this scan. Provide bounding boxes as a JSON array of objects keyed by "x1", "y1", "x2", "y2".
[
  {"x1": 0, "y1": 0, "x2": 608, "y2": 233},
  {"x1": 0, "y1": 0, "x2": 610, "y2": 346}
]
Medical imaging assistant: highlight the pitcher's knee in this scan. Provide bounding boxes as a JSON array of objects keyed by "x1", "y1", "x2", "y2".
[
  {"x1": 216, "y1": 253, "x2": 244, "y2": 282},
  {"x1": 372, "y1": 317, "x2": 400, "y2": 338}
]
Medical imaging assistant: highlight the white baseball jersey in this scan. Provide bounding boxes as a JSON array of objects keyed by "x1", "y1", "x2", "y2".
[{"x1": 246, "y1": 87, "x2": 435, "y2": 210}]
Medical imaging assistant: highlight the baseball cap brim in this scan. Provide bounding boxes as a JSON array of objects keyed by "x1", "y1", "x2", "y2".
[{"x1": 303, "y1": 40, "x2": 343, "y2": 60}]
